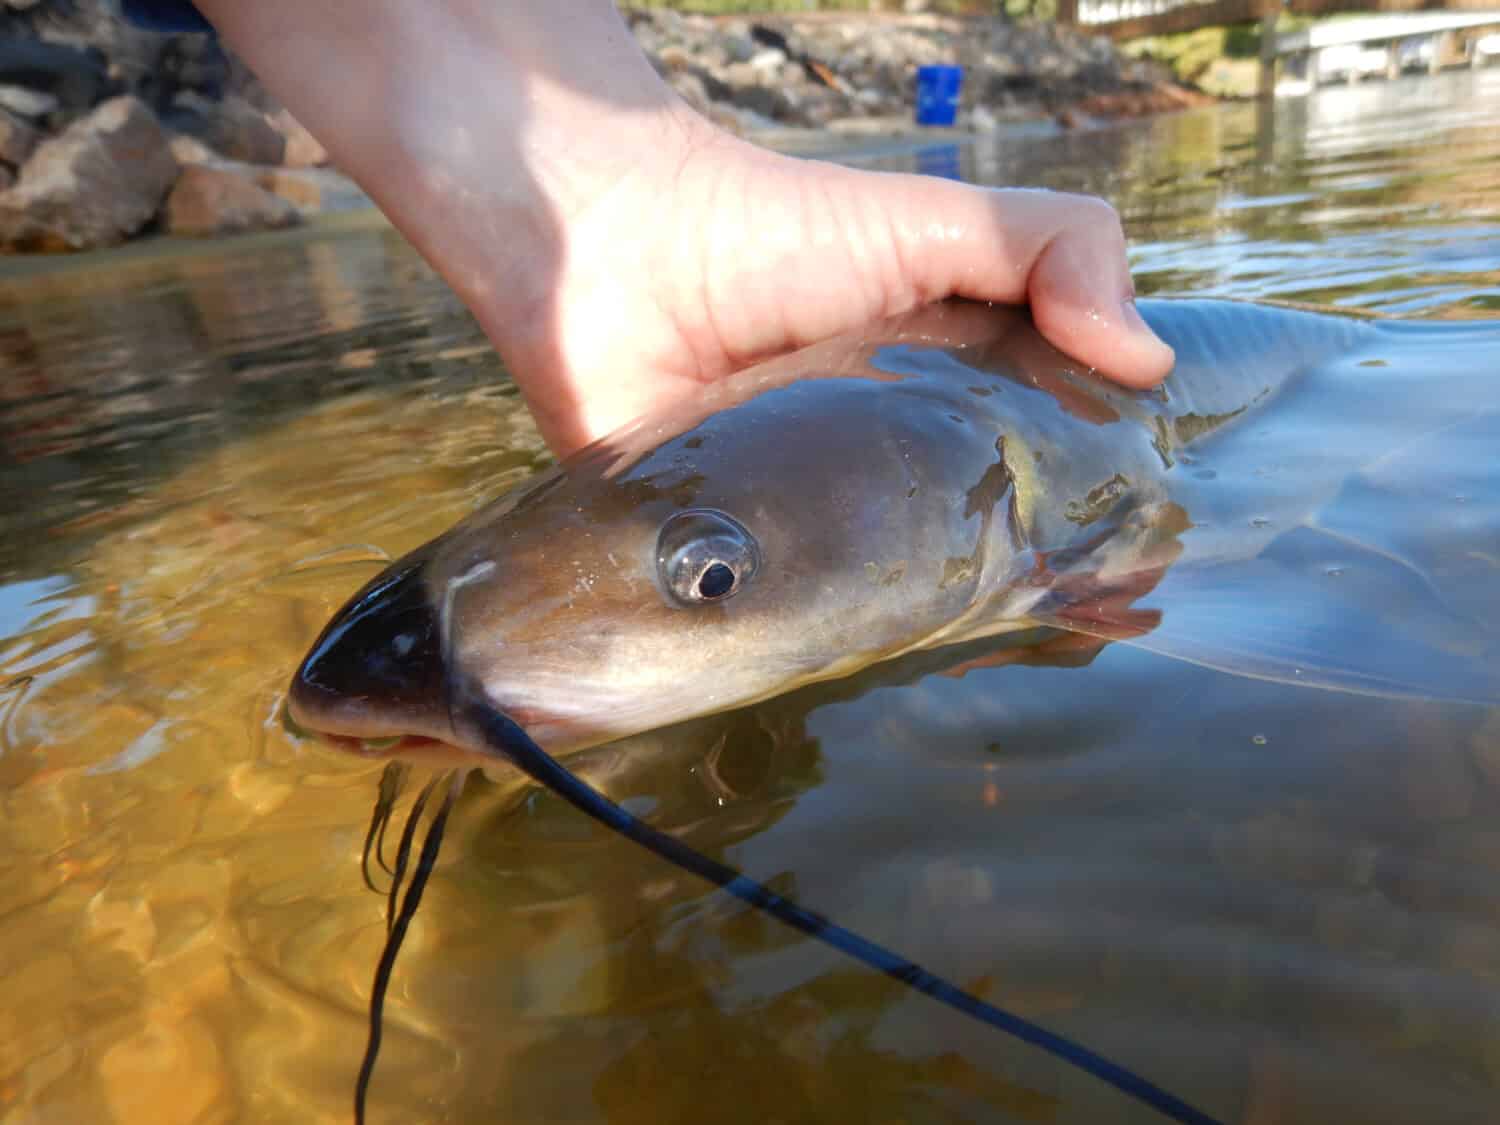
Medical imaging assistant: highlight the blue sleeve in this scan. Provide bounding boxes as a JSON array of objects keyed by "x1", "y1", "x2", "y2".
[{"x1": 118, "y1": 0, "x2": 215, "y2": 34}]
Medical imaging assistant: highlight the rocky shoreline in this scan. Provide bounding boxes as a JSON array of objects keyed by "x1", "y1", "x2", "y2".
[
  {"x1": 637, "y1": 9, "x2": 1210, "y2": 136},
  {"x1": 0, "y1": 3, "x2": 1210, "y2": 255}
]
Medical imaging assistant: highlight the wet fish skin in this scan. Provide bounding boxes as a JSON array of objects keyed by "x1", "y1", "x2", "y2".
[
  {"x1": 288, "y1": 298, "x2": 1379, "y2": 758},
  {"x1": 294, "y1": 296, "x2": 1494, "y2": 1125}
]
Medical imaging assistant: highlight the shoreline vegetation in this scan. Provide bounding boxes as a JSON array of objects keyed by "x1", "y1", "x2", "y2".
[{"x1": 0, "y1": 3, "x2": 1211, "y2": 256}]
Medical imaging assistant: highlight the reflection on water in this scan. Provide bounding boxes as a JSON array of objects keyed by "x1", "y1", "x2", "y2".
[{"x1": 1, "y1": 73, "x2": 1499, "y2": 1124}]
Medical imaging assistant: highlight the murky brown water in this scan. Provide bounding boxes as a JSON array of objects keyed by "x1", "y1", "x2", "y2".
[{"x1": 3, "y1": 71, "x2": 1499, "y2": 1125}]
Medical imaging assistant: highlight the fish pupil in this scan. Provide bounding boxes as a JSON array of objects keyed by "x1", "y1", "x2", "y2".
[
  {"x1": 698, "y1": 562, "x2": 736, "y2": 599},
  {"x1": 656, "y1": 509, "x2": 760, "y2": 607}
]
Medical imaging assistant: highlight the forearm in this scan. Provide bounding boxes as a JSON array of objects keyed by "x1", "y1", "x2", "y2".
[{"x1": 193, "y1": 1, "x2": 702, "y2": 335}]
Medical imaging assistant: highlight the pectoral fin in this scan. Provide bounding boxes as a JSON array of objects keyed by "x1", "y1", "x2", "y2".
[
  {"x1": 1019, "y1": 498, "x2": 1184, "y2": 642},
  {"x1": 1032, "y1": 522, "x2": 1500, "y2": 706}
]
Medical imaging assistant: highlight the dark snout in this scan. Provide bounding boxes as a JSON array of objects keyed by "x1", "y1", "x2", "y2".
[{"x1": 287, "y1": 549, "x2": 455, "y2": 745}]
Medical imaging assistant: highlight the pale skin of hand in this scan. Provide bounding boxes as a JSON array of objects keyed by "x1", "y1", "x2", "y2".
[{"x1": 194, "y1": 0, "x2": 1174, "y2": 458}]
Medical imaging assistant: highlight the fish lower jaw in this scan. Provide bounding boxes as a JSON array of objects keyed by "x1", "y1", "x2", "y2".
[{"x1": 286, "y1": 693, "x2": 464, "y2": 759}]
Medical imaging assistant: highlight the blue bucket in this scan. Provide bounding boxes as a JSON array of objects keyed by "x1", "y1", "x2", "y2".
[{"x1": 915, "y1": 65, "x2": 963, "y2": 127}]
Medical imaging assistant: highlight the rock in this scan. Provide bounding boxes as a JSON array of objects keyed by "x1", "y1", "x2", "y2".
[
  {"x1": 748, "y1": 24, "x2": 793, "y2": 54},
  {"x1": 0, "y1": 84, "x2": 57, "y2": 120},
  {"x1": 0, "y1": 7, "x2": 1202, "y2": 252},
  {"x1": 254, "y1": 167, "x2": 367, "y2": 214},
  {"x1": 164, "y1": 163, "x2": 300, "y2": 236},
  {"x1": 0, "y1": 104, "x2": 38, "y2": 167},
  {"x1": 167, "y1": 130, "x2": 217, "y2": 165},
  {"x1": 722, "y1": 33, "x2": 756, "y2": 65},
  {"x1": 146, "y1": 34, "x2": 231, "y2": 106},
  {"x1": 1075, "y1": 81, "x2": 1214, "y2": 119},
  {"x1": 165, "y1": 91, "x2": 284, "y2": 166},
  {"x1": 654, "y1": 44, "x2": 694, "y2": 74},
  {"x1": 633, "y1": 10, "x2": 1189, "y2": 133},
  {"x1": 0, "y1": 39, "x2": 117, "y2": 120},
  {"x1": 0, "y1": 95, "x2": 177, "y2": 252},
  {"x1": 721, "y1": 61, "x2": 761, "y2": 89},
  {"x1": 731, "y1": 84, "x2": 792, "y2": 123},
  {"x1": 272, "y1": 109, "x2": 327, "y2": 168},
  {"x1": 794, "y1": 86, "x2": 849, "y2": 128},
  {"x1": 748, "y1": 48, "x2": 787, "y2": 74}
]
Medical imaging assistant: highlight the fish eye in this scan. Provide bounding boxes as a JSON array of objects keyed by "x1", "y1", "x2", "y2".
[{"x1": 656, "y1": 509, "x2": 760, "y2": 607}]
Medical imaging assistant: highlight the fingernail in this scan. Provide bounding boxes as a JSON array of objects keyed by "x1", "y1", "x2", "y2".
[
  {"x1": 1118, "y1": 295, "x2": 1150, "y2": 335},
  {"x1": 1119, "y1": 297, "x2": 1175, "y2": 376}
]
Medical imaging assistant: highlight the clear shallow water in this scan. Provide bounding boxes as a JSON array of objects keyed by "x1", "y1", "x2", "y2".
[{"x1": 2, "y1": 72, "x2": 1499, "y2": 1125}]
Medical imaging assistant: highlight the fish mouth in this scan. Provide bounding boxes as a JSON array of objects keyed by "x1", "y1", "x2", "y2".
[
  {"x1": 310, "y1": 730, "x2": 444, "y2": 756},
  {"x1": 287, "y1": 547, "x2": 460, "y2": 748}
]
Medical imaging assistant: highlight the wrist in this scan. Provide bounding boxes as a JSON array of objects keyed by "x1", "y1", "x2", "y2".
[
  {"x1": 198, "y1": 0, "x2": 717, "y2": 344},
  {"x1": 376, "y1": 17, "x2": 732, "y2": 392}
]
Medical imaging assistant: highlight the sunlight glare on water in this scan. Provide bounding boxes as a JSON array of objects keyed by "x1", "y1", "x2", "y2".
[{"x1": 1, "y1": 72, "x2": 1499, "y2": 1125}]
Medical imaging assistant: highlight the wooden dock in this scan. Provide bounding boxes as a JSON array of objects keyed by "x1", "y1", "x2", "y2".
[{"x1": 1067, "y1": 0, "x2": 1500, "y2": 43}]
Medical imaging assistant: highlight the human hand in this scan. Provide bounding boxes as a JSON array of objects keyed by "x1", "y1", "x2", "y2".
[
  {"x1": 492, "y1": 119, "x2": 1174, "y2": 457},
  {"x1": 195, "y1": 0, "x2": 1172, "y2": 459}
]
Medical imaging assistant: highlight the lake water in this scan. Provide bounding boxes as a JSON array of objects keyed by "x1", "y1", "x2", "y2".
[{"x1": 2, "y1": 69, "x2": 1499, "y2": 1125}]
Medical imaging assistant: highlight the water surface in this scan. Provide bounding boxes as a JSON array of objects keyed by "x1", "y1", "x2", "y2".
[{"x1": 2, "y1": 70, "x2": 1499, "y2": 1124}]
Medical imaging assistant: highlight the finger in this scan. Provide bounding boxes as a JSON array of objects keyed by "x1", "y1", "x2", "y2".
[
  {"x1": 1019, "y1": 192, "x2": 1175, "y2": 388},
  {"x1": 877, "y1": 179, "x2": 1174, "y2": 387}
]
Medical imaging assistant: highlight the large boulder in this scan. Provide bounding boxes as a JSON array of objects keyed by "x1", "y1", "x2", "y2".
[
  {"x1": 164, "y1": 90, "x2": 284, "y2": 165},
  {"x1": 163, "y1": 162, "x2": 300, "y2": 236},
  {"x1": 0, "y1": 94, "x2": 176, "y2": 252}
]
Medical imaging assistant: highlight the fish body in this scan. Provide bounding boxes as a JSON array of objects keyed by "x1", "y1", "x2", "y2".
[
  {"x1": 295, "y1": 297, "x2": 1499, "y2": 1125},
  {"x1": 287, "y1": 296, "x2": 1498, "y2": 761}
]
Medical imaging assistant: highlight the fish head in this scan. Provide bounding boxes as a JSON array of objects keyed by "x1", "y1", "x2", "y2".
[{"x1": 289, "y1": 336, "x2": 1036, "y2": 759}]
